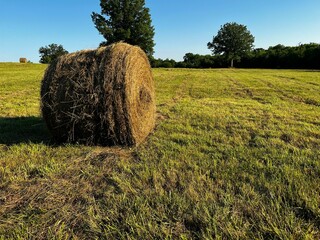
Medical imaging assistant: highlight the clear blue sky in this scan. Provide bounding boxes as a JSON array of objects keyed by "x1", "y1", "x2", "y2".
[{"x1": 1, "y1": 0, "x2": 319, "y2": 62}]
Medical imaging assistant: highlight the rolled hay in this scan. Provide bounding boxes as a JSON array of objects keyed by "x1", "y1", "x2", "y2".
[
  {"x1": 40, "y1": 42, "x2": 155, "y2": 146},
  {"x1": 20, "y1": 58, "x2": 27, "y2": 63}
]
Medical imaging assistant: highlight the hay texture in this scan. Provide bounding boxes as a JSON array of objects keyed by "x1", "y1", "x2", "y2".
[
  {"x1": 41, "y1": 42, "x2": 155, "y2": 146},
  {"x1": 19, "y1": 58, "x2": 27, "y2": 63}
]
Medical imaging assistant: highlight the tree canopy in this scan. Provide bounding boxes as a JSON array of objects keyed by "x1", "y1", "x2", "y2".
[
  {"x1": 208, "y1": 22, "x2": 254, "y2": 67},
  {"x1": 92, "y1": 0, "x2": 155, "y2": 56},
  {"x1": 39, "y1": 44, "x2": 68, "y2": 64},
  {"x1": 150, "y1": 43, "x2": 320, "y2": 69}
]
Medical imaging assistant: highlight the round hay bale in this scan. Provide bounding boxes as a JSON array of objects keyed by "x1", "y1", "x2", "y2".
[
  {"x1": 20, "y1": 58, "x2": 27, "y2": 63},
  {"x1": 40, "y1": 42, "x2": 155, "y2": 146}
]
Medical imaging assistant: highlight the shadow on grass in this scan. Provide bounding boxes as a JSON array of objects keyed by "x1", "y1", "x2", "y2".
[{"x1": 0, "y1": 117, "x2": 51, "y2": 145}]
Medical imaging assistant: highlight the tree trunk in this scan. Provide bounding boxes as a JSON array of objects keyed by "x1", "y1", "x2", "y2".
[{"x1": 230, "y1": 59, "x2": 234, "y2": 68}]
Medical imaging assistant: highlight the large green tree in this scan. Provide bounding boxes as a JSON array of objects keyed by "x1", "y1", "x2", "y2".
[
  {"x1": 208, "y1": 22, "x2": 254, "y2": 67},
  {"x1": 92, "y1": 0, "x2": 155, "y2": 56},
  {"x1": 39, "y1": 44, "x2": 68, "y2": 64}
]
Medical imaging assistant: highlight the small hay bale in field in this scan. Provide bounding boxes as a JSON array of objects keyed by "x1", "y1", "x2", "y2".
[
  {"x1": 40, "y1": 42, "x2": 155, "y2": 146},
  {"x1": 19, "y1": 58, "x2": 27, "y2": 63}
]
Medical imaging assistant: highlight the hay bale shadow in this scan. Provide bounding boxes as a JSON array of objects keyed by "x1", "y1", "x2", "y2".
[{"x1": 0, "y1": 117, "x2": 51, "y2": 145}]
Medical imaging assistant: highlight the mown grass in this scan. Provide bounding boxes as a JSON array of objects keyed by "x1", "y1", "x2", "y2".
[{"x1": 0, "y1": 64, "x2": 319, "y2": 239}]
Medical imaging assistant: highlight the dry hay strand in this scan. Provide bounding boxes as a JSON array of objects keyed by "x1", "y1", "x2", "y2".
[
  {"x1": 19, "y1": 58, "x2": 27, "y2": 63},
  {"x1": 41, "y1": 42, "x2": 155, "y2": 146}
]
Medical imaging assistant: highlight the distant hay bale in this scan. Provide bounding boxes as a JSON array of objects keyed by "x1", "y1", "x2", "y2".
[
  {"x1": 40, "y1": 42, "x2": 155, "y2": 146},
  {"x1": 20, "y1": 58, "x2": 27, "y2": 63}
]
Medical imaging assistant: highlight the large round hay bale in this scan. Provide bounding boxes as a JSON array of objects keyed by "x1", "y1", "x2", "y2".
[{"x1": 40, "y1": 42, "x2": 155, "y2": 146}]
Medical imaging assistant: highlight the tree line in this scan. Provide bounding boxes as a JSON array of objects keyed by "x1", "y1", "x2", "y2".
[
  {"x1": 150, "y1": 43, "x2": 320, "y2": 69},
  {"x1": 38, "y1": 0, "x2": 319, "y2": 70}
]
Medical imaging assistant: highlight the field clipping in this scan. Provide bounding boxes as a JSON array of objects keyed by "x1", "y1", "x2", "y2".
[{"x1": 0, "y1": 63, "x2": 319, "y2": 239}]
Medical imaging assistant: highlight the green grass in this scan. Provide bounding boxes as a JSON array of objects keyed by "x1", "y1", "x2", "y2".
[{"x1": 0, "y1": 63, "x2": 319, "y2": 239}]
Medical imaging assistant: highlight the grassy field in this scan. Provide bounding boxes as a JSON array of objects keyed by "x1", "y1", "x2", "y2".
[{"x1": 0, "y1": 63, "x2": 319, "y2": 239}]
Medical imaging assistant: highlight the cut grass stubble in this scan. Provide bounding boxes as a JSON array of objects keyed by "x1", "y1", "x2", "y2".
[{"x1": 0, "y1": 65, "x2": 319, "y2": 239}]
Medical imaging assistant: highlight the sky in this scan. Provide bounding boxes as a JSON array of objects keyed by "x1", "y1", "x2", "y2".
[{"x1": 0, "y1": 0, "x2": 320, "y2": 62}]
